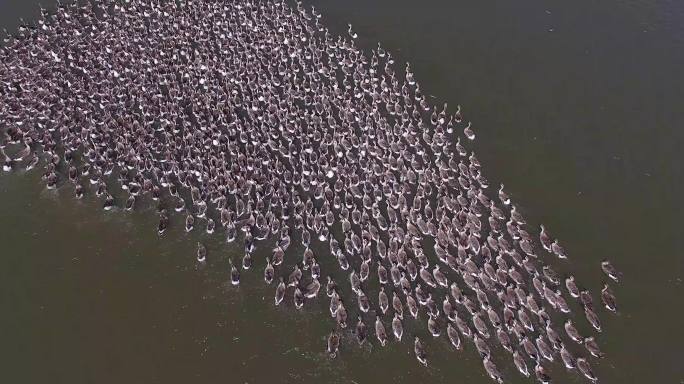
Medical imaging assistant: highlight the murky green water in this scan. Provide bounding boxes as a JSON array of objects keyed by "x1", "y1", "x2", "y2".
[{"x1": 0, "y1": 0, "x2": 682, "y2": 383}]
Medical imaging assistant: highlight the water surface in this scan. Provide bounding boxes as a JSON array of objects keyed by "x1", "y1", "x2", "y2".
[{"x1": 1, "y1": 0, "x2": 682, "y2": 383}]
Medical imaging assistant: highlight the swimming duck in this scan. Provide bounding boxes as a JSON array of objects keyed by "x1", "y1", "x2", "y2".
[
  {"x1": 356, "y1": 315, "x2": 368, "y2": 345},
  {"x1": 327, "y1": 330, "x2": 340, "y2": 358},
  {"x1": 600, "y1": 283, "x2": 617, "y2": 312},
  {"x1": 263, "y1": 257, "x2": 274, "y2": 285},
  {"x1": 230, "y1": 260, "x2": 240, "y2": 286},
  {"x1": 375, "y1": 315, "x2": 388, "y2": 346},
  {"x1": 414, "y1": 337, "x2": 428, "y2": 366},
  {"x1": 601, "y1": 259, "x2": 621, "y2": 282},
  {"x1": 196, "y1": 242, "x2": 207, "y2": 263},
  {"x1": 275, "y1": 278, "x2": 286, "y2": 306}
]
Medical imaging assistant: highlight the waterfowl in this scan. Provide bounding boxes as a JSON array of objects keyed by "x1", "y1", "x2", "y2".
[
  {"x1": 327, "y1": 330, "x2": 340, "y2": 358},
  {"x1": 496, "y1": 327, "x2": 512, "y2": 353},
  {"x1": 577, "y1": 357, "x2": 598, "y2": 382},
  {"x1": 378, "y1": 287, "x2": 389, "y2": 314},
  {"x1": 428, "y1": 316, "x2": 441, "y2": 337},
  {"x1": 375, "y1": 315, "x2": 388, "y2": 346},
  {"x1": 230, "y1": 260, "x2": 240, "y2": 285},
  {"x1": 157, "y1": 210, "x2": 169, "y2": 235},
  {"x1": 377, "y1": 261, "x2": 388, "y2": 285},
  {"x1": 536, "y1": 335, "x2": 554, "y2": 362},
  {"x1": 560, "y1": 344, "x2": 576, "y2": 370},
  {"x1": 414, "y1": 337, "x2": 428, "y2": 366},
  {"x1": 264, "y1": 257, "x2": 274, "y2": 285},
  {"x1": 474, "y1": 334, "x2": 491, "y2": 358},
  {"x1": 196, "y1": 242, "x2": 207, "y2": 263},
  {"x1": 463, "y1": 122, "x2": 475, "y2": 141},
  {"x1": 125, "y1": 195, "x2": 135, "y2": 211},
  {"x1": 330, "y1": 291, "x2": 341, "y2": 318},
  {"x1": 357, "y1": 290, "x2": 370, "y2": 313},
  {"x1": 275, "y1": 278, "x2": 286, "y2": 306},
  {"x1": 185, "y1": 214, "x2": 195, "y2": 232},
  {"x1": 406, "y1": 293, "x2": 419, "y2": 319},
  {"x1": 601, "y1": 284, "x2": 617, "y2": 312},
  {"x1": 391, "y1": 292, "x2": 403, "y2": 321},
  {"x1": 534, "y1": 363, "x2": 551, "y2": 384},
  {"x1": 392, "y1": 313, "x2": 403, "y2": 341},
  {"x1": 356, "y1": 316, "x2": 367, "y2": 345},
  {"x1": 288, "y1": 265, "x2": 303, "y2": 287},
  {"x1": 601, "y1": 260, "x2": 621, "y2": 282},
  {"x1": 550, "y1": 240, "x2": 567, "y2": 259},
  {"x1": 584, "y1": 336, "x2": 604, "y2": 358},
  {"x1": 326, "y1": 276, "x2": 337, "y2": 298},
  {"x1": 294, "y1": 287, "x2": 304, "y2": 309},
  {"x1": 584, "y1": 306, "x2": 602, "y2": 332},
  {"x1": 336, "y1": 301, "x2": 348, "y2": 328},
  {"x1": 565, "y1": 320, "x2": 583, "y2": 343},
  {"x1": 513, "y1": 350, "x2": 530, "y2": 377},
  {"x1": 565, "y1": 276, "x2": 580, "y2": 298},
  {"x1": 483, "y1": 356, "x2": 503, "y2": 384},
  {"x1": 103, "y1": 193, "x2": 114, "y2": 210}
]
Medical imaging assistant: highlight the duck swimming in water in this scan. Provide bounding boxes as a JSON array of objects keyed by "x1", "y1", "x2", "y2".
[
  {"x1": 577, "y1": 357, "x2": 598, "y2": 382},
  {"x1": 327, "y1": 330, "x2": 340, "y2": 358},
  {"x1": 584, "y1": 336, "x2": 604, "y2": 358},
  {"x1": 157, "y1": 210, "x2": 169, "y2": 235},
  {"x1": 601, "y1": 283, "x2": 617, "y2": 312},
  {"x1": 447, "y1": 322, "x2": 462, "y2": 350},
  {"x1": 414, "y1": 337, "x2": 428, "y2": 366},
  {"x1": 264, "y1": 257, "x2": 274, "y2": 285},
  {"x1": 601, "y1": 259, "x2": 621, "y2": 282},
  {"x1": 375, "y1": 315, "x2": 388, "y2": 346},
  {"x1": 196, "y1": 242, "x2": 207, "y2": 263},
  {"x1": 242, "y1": 252, "x2": 252, "y2": 270},
  {"x1": 534, "y1": 363, "x2": 551, "y2": 384},
  {"x1": 275, "y1": 278, "x2": 286, "y2": 306},
  {"x1": 230, "y1": 259, "x2": 240, "y2": 286},
  {"x1": 392, "y1": 313, "x2": 403, "y2": 341}
]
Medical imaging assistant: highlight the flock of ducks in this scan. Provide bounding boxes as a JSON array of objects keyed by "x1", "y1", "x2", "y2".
[{"x1": 0, "y1": 0, "x2": 624, "y2": 382}]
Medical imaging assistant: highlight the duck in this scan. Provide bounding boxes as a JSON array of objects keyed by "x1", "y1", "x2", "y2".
[
  {"x1": 534, "y1": 363, "x2": 551, "y2": 384},
  {"x1": 230, "y1": 259, "x2": 240, "y2": 286},
  {"x1": 157, "y1": 210, "x2": 169, "y2": 235},
  {"x1": 355, "y1": 315, "x2": 368, "y2": 345},
  {"x1": 539, "y1": 224, "x2": 552, "y2": 251},
  {"x1": 601, "y1": 283, "x2": 617, "y2": 312},
  {"x1": 378, "y1": 287, "x2": 389, "y2": 314},
  {"x1": 375, "y1": 315, "x2": 388, "y2": 346},
  {"x1": 294, "y1": 287, "x2": 304, "y2": 310},
  {"x1": 185, "y1": 214, "x2": 195, "y2": 232},
  {"x1": 601, "y1": 259, "x2": 621, "y2": 282},
  {"x1": 263, "y1": 257, "x2": 274, "y2": 285},
  {"x1": 565, "y1": 320, "x2": 583, "y2": 343},
  {"x1": 242, "y1": 252, "x2": 252, "y2": 270},
  {"x1": 483, "y1": 356, "x2": 503, "y2": 384},
  {"x1": 565, "y1": 276, "x2": 580, "y2": 298},
  {"x1": 577, "y1": 357, "x2": 598, "y2": 382},
  {"x1": 414, "y1": 337, "x2": 428, "y2": 366},
  {"x1": 196, "y1": 242, "x2": 207, "y2": 263},
  {"x1": 513, "y1": 349, "x2": 530, "y2": 377},
  {"x1": 463, "y1": 122, "x2": 475, "y2": 141},
  {"x1": 584, "y1": 336, "x2": 604, "y2": 358},
  {"x1": 550, "y1": 240, "x2": 567, "y2": 259},
  {"x1": 392, "y1": 313, "x2": 403, "y2": 341},
  {"x1": 327, "y1": 330, "x2": 340, "y2": 358}
]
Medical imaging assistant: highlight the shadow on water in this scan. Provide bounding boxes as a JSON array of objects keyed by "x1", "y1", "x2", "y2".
[{"x1": 0, "y1": 0, "x2": 682, "y2": 383}]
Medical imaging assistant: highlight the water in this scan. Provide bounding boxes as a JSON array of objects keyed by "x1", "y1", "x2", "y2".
[{"x1": 1, "y1": 0, "x2": 682, "y2": 383}]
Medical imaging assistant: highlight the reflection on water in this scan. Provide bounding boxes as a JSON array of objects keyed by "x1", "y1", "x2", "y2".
[{"x1": 0, "y1": 0, "x2": 682, "y2": 383}]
